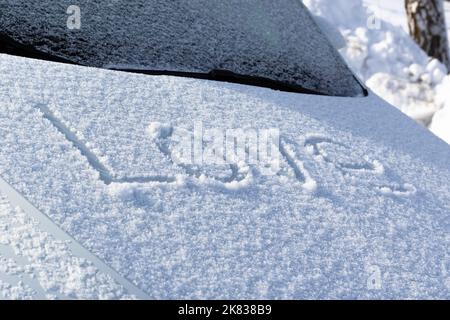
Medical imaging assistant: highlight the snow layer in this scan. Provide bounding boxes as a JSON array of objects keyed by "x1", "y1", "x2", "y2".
[
  {"x1": 431, "y1": 104, "x2": 450, "y2": 143},
  {"x1": 0, "y1": 190, "x2": 135, "y2": 299},
  {"x1": 0, "y1": 54, "x2": 449, "y2": 299},
  {"x1": 306, "y1": 0, "x2": 443, "y2": 121},
  {"x1": 431, "y1": 76, "x2": 450, "y2": 143},
  {"x1": 305, "y1": 0, "x2": 450, "y2": 141}
]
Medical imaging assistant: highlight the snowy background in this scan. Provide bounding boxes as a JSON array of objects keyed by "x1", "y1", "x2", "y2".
[{"x1": 304, "y1": 0, "x2": 450, "y2": 145}]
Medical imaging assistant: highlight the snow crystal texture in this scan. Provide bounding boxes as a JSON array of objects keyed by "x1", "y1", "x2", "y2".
[
  {"x1": 0, "y1": 54, "x2": 449, "y2": 299},
  {"x1": 0, "y1": 190, "x2": 134, "y2": 300},
  {"x1": 0, "y1": 0, "x2": 364, "y2": 97}
]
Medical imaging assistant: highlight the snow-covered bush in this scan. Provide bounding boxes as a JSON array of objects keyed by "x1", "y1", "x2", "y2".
[{"x1": 304, "y1": 0, "x2": 450, "y2": 143}]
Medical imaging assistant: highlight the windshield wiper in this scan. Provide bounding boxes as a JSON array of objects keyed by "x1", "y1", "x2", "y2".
[
  {"x1": 209, "y1": 69, "x2": 323, "y2": 94},
  {"x1": 1, "y1": 33, "x2": 366, "y2": 96},
  {"x1": 108, "y1": 68, "x2": 329, "y2": 96},
  {"x1": 0, "y1": 33, "x2": 79, "y2": 65}
]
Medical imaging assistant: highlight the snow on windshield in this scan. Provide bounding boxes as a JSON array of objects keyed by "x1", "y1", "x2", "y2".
[{"x1": 0, "y1": 0, "x2": 364, "y2": 97}]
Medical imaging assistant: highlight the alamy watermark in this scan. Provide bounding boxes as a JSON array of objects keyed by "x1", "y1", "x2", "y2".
[
  {"x1": 67, "y1": 5, "x2": 81, "y2": 30},
  {"x1": 148, "y1": 122, "x2": 281, "y2": 176},
  {"x1": 366, "y1": 265, "x2": 382, "y2": 290},
  {"x1": 367, "y1": 10, "x2": 381, "y2": 30}
]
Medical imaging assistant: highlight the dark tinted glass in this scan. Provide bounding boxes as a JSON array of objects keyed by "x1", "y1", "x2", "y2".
[{"x1": 0, "y1": 0, "x2": 365, "y2": 96}]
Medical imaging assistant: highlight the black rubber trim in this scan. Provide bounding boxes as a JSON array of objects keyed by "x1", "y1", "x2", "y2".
[
  {"x1": 109, "y1": 68, "x2": 328, "y2": 96},
  {"x1": 0, "y1": 32, "x2": 368, "y2": 97},
  {"x1": 0, "y1": 33, "x2": 79, "y2": 65}
]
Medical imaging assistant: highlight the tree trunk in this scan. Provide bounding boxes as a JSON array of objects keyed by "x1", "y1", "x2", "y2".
[{"x1": 405, "y1": 0, "x2": 450, "y2": 71}]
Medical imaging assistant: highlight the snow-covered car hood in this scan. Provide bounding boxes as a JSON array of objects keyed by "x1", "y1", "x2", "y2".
[{"x1": 0, "y1": 54, "x2": 449, "y2": 299}]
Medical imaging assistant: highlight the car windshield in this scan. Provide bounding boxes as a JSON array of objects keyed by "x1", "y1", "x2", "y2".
[{"x1": 0, "y1": 0, "x2": 365, "y2": 97}]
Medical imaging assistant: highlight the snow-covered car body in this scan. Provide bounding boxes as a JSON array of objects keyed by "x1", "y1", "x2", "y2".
[{"x1": 0, "y1": 0, "x2": 449, "y2": 299}]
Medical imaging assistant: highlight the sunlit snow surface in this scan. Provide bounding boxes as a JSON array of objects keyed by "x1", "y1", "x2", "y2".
[
  {"x1": 0, "y1": 54, "x2": 449, "y2": 299},
  {"x1": 0, "y1": 189, "x2": 136, "y2": 299}
]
